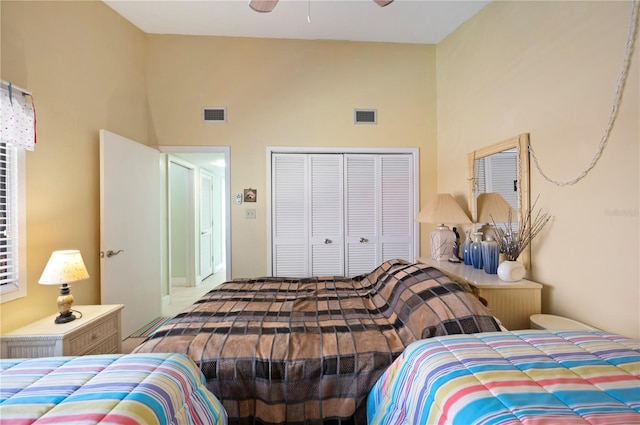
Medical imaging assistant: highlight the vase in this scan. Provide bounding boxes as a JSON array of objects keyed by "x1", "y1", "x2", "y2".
[
  {"x1": 497, "y1": 260, "x2": 526, "y2": 282},
  {"x1": 470, "y1": 232, "x2": 483, "y2": 269},
  {"x1": 481, "y1": 237, "x2": 499, "y2": 274},
  {"x1": 462, "y1": 231, "x2": 472, "y2": 265}
]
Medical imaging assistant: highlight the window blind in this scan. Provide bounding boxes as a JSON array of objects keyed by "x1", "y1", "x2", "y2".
[{"x1": 0, "y1": 143, "x2": 19, "y2": 290}]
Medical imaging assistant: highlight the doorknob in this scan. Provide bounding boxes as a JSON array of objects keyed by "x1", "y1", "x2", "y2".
[
  {"x1": 359, "y1": 237, "x2": 368, "y2": 243},
  {"x1": 324, "y1": 239, "x2": 332, "y2": 244},
  {"x1": 101, "y1": 249, "x2": 124, "y2": 258}
]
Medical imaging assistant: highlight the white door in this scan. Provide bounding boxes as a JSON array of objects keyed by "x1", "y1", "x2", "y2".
[
  {"x1": 272, "y1": 154, "x2": 308, "y2": 277},
  {"x1": 344, "y1": 155, "x2": 378, "y2": 276},
  {"x1": 100, "y1": 130, "x2": 162, "y2": 337},
  {"x1": 200, "y1": 171, "x2": 214, "y2": 279},
  {"x1": 309, "y1": 154, "x2": 344, "y2": 276}
]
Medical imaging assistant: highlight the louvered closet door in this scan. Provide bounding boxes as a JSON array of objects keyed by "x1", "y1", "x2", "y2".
[
  {"x1": 344, "y1": 154, "x2": 414, "y2": 277},
  {"x1": 379, "y1": 155, "x2": 414, "y2": 262},
  {"x1": 272, "y1": 154, "x2": 308, "y2": 277},
  {"x1": 344, "y1": 155, "x2": 378, "y2": 276},
  {"x1": 309, "y1": 154, "x2": 344, "y2": 276}
]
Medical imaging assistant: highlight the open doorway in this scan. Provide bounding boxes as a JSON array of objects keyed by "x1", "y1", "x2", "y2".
[{"x1": 159, "y1": 146, "x2": 230, "y2": 314}]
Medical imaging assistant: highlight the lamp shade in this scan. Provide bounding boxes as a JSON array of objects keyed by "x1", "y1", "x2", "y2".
[
  {"x1": 38, "y1": 250, "x2": 90, "y2": 285},
  {"x1": 476, "y1": 193, "x2": 515, "y2": 223},
  {"x1": 249, "y1": 0, "x2": 279, "y2": 12},
  {"x1": 416, "y1": 193, "x2": 472, "y2": 225}
]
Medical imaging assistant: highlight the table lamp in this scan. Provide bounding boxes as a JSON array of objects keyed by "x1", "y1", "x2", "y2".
[
  {"x1": 38, "y1": 250, "x2": 90, "y2": 324},
  {"x1": 476, "y1": 192, "x2": 515, "y2": 240},
  {"x1": 416, "y1": 194, "x2": 472, "y2": 261}
]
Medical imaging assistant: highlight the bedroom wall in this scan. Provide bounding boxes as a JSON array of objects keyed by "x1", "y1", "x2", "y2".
[
  {"x1": 0, "y1": 2, "x2": 437, "y2": 332},
  {"x1": 144, "y1": 35, "x2": 437, "y2": 278},
  {"x1": 436, "y1": 1, "x2": 639, "y2": 338},
  {"x1": 0, "y1": 1, "x2": 148, "y2": 332}
]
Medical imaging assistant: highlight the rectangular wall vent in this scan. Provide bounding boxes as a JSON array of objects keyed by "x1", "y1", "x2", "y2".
[
  {"x1": 354, "y1": 109, "x2": 377, "y2": 125},
  {"x1": 203, "y1": 107, "x2": 226, "y2": 123}
]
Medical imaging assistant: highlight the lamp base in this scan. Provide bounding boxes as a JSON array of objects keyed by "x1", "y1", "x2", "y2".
[
  {"x1": 430, "y1": 225, "x2": 456, "y2": 261},
  {"x1": 54, "y1": 283, "x2": 75, "y2": 325},
  {"x1": 54, "y1": 311, "x2": 77, "y2": 324}
]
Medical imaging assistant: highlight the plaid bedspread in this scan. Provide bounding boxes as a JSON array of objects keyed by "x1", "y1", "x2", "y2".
[
  {"x1": 133, "y1": 260, "x2": 501, "y2": 425},
  {"x1": 367, "y1": 330, "x2": 640, "y2": 424},
  {"x1": 0, "y1": 353, "x2": 227, "y2": 424}
]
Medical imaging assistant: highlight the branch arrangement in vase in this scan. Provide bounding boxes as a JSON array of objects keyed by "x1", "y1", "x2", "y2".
[{"x1": 491, "y1": 197, "x2": 551, "y2": 261}]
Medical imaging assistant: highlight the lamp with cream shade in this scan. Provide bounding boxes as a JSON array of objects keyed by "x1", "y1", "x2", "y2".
[
  {"x1": 416, "y1": 194, "x2": 472, "y2": 261},
  {"x1": 476, "y1": 192, "x2": 516, "y2": 240},
  {"x1": 38, "y1": 250, "x2": 90, "y2": 324}
]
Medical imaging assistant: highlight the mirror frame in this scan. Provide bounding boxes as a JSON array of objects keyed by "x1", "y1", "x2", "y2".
[{"x1": 468, "y1": 133, "x2": 531, "y2": 270}]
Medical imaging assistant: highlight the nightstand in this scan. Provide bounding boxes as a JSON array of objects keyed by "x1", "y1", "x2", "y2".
[
  {"x1": 1, "y1": 304, "x2": 124, "y2": 358},
  {"x1": 416, "y1": 257, "x2": 541, "y2": 330}
]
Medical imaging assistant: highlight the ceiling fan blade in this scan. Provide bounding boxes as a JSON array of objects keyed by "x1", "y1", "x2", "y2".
[
  {"x1": 374, "y1": 0, "x2": 394, "y2": 6},
  {"x1": 249, "y1": 0, "x2": 279, "y2": 13}
]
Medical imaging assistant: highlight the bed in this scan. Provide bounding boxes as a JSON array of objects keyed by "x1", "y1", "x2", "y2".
[
  {"x1": 367, "y1": 330, "x2": 640, "y2": 424},
  {"x1": 132, "y1": 259, "x2": 502, "y2": 424},
  {"x1": 0, "y1": 352, "x2": 227, "y2": 424}
]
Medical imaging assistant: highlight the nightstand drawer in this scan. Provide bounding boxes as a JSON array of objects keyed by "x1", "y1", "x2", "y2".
[
  {"x1": 78, "y1": 332, "x2": 120, "y2": 355},
  {"x1": 68, "y1": 314, "x2": 119, "y2": 354}
]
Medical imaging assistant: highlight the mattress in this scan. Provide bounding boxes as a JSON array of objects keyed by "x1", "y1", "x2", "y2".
[
  {"x1": 367, "y1": 330, "x2": 640, "y2": 424},
  {"x1": 0, "y1": 353, "x2": 227, "y2": 425}
]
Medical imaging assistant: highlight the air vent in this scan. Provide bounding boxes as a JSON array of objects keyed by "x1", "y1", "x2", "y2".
[
  {"x1": 203, "y1": 107, "x2": 226, "y2": 123},
  {"x1": 354, "y1": 109, "x2": 377, "y2": 124}
]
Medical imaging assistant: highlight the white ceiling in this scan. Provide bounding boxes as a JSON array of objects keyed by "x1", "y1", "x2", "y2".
[{"x1": 103, "y1": 0, "x2": 491, "y2": 45}]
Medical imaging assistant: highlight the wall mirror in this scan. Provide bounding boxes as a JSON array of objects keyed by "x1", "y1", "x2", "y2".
[{"x1": 468, "y1": 133, "x2": 531, "y2": 269}]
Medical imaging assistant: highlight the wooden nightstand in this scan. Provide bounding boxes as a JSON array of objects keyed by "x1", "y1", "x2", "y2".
[
  {"x1": 1, "y1": 304, "x2": 124, "y2": 358},
  {"x1": 416, "y1": 258, "x2": 541, "y2": 330}
]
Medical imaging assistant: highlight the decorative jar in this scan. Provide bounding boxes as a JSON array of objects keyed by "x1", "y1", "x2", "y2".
[
  {"x1": 497, "y1": 260, "x2": 526, "y2": 282},
  {"x1": 470, "y1": 232, "x2": 483, "y2": 269},
  {"x1": 481, "y1": 236, "x2": 499, "y2": 274},
  {"x1": 462, "y1": 231, "x2": 472, "y2": 265}
]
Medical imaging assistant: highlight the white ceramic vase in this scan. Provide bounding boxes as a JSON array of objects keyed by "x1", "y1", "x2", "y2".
[{"x1": 497, "y1": 260, "x2": 525, "y2": 282}]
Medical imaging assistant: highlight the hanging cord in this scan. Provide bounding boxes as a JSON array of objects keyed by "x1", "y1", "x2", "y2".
[{"x1": 529, "y1": 0, "x2": 639, "y2": 187}]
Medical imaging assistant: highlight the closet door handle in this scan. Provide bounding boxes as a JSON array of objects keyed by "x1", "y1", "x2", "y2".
[
  {"x1": 324, "y1": 239, "x2": 332, "y2": 244},
  {"x1": 359, "y1": 237, "x2": 368, "y2": 243}
]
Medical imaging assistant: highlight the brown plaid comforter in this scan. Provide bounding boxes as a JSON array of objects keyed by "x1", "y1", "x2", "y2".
[{"x1": 133, "y1": 260, "x2": 501, "y2": 425}]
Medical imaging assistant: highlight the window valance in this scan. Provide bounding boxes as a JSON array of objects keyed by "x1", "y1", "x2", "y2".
[{"x1": 1, "y1": 82, "x2": 36, "y2": 151}]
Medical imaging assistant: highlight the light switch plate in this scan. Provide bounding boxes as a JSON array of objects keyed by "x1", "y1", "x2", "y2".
[{"x1": 245, "y1": 209, "x2": 256, "y2": 219}]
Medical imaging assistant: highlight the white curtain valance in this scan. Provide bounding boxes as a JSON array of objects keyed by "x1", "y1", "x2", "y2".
[{"x1": 1, "y1": 83, "x2": 36, "y2": 151}]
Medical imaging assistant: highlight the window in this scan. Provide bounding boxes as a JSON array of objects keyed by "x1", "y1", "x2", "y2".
[
  {"x1": 1, "y1": 82, "x2": 34, "y2": 304},
  {"x1": 0, "y1": 142, "x2": 26, "y2": 303}
]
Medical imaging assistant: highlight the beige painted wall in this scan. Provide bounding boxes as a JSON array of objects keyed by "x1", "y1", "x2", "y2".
[
  {"x1": 145, "y1": 35, "x2": 437, "y2": 278},
  {"x1": 0, "y1": 1, "x2": 437, "y2": 332},
  {"x1": 0, "y1": 1, "x2": 148, "y2": 333},
  {"x1": 437, "y1": 1, "x2": 639, "y2": 338}
]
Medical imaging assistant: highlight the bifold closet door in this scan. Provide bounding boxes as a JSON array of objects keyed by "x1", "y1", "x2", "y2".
[
  {"x1": 344, "y1": 154, "x2": 414, "y2": 276},
  {"x1": 271, "y1": 154, "x2": 344, "y2": 277},
  {"x1": 272, "y1": 152, "x2": 413, "y2": 278}
]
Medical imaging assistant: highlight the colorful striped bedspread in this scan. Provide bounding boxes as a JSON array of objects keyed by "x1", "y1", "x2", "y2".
[
  {"x1": 0, "y1": 353, "x2": 227, "y2": 425},
  {"x1": 367, "y1": 330, "x2": 640, "y2": 424}
]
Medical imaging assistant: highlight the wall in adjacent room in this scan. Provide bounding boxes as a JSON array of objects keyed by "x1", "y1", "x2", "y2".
[
  {"x1": 436, "y1": 1, "x2": 639, "y2": 338},
  {"x1": 0, "y1": 1, "x2": 148, "y2": 332}
]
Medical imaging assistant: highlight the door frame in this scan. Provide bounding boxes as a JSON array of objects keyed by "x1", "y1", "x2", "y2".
[
  {"x1": 160, "y1": 146, "x2": 232, "y2": 284},
  {"x1": 266, "y1": 146, "x2": 419, "y2": 276}
]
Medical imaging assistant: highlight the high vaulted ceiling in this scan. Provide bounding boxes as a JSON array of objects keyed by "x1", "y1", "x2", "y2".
[{"x1": 103, "y1": 0, "x2": 491, "y2": 45}]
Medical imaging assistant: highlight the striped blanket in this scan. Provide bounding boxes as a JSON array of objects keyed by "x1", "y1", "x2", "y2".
[
  {"x1": 367, "y1": 330, "x2": 640, "y2": 424},
  {"x1": 0, "y1": 353, "x2": 227, "y2": 425},
  {"x1": 133, "y1": 260, "x2": 501, "y2": 424}
]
